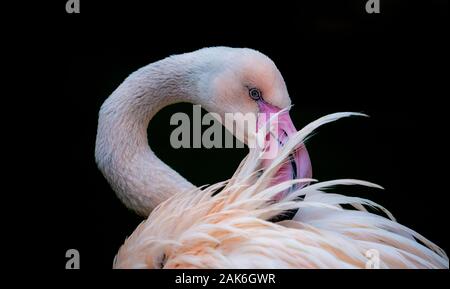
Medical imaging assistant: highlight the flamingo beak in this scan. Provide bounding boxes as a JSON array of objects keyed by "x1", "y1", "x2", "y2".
[{"x1": 257, "y1": 101, "x2": 312, "y2": 200}]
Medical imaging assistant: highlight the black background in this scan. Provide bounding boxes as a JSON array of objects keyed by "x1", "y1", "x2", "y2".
[{"x1": 22, "y1": 0, "x2": 449, "y2": 271}]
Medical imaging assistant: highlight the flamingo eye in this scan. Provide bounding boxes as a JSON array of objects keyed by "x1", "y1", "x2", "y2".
[{"x1": 249, "y1": 88, "x2": 262, "y2": 101}]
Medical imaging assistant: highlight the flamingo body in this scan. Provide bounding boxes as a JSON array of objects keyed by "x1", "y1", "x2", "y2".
[{"x1": 95, "y1": 47, "x2": 448, "y2": 269}]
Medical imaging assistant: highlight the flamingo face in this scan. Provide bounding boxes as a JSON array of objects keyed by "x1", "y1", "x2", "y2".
[{"x1": 203, "y1": 48, "x2": 312, "y2": 198}]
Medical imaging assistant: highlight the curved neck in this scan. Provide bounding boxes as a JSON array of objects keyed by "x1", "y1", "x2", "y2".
[{"x1": 95, "y1": 55, "x2": 208, "y2": 216}]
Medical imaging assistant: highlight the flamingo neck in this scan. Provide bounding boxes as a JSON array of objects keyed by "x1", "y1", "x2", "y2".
[{"x1": 95, "y1": 55, "x2": 204, "y2": 216}]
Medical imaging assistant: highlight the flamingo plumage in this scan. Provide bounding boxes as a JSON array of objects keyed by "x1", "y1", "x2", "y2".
[{"x1": 95, "y1": 47, "x2": 448, "y2": 269}]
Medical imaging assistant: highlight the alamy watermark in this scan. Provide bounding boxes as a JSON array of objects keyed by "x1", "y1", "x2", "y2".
[
  {"x1": 66, "y1": 0, "x2": 80, "y2": 14},
  {"x1": 65, "y1": 248, "x2": 80, "y2": 269},
  {"x1": 366, "y1": 0, "x2": 381, "y2": 14},
  {"x1": 67, "y1": 1, "x2": 379, "y2": 15},
  {"x1": 169, "y1": 105, "x2": 283, "y2": 159},
  {"x1": 365, "y1": 249, "x2": 380, "y2": 269},
  {"x1": 64, "y1": 248, "x2": 380, "y2": 268}
]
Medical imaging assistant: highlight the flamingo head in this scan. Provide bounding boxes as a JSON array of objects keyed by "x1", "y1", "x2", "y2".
[{"x1": 198, "y1": 47, "x2": 312, "y2": 197}]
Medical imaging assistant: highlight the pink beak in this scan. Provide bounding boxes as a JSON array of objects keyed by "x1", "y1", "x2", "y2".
[{"x1": 257, "y1": 101, "x2": 312, "y2": 200}]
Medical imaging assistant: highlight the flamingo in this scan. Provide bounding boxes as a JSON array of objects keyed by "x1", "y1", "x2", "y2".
[{"x1": 95, "y1": 47, "x2": 448, "y2": 269}]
